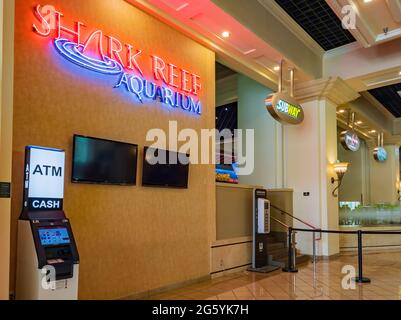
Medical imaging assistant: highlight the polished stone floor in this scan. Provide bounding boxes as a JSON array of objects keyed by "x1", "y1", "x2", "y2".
[{"x1": 147, "y1": 251, "x2": 401, "y2": 300}]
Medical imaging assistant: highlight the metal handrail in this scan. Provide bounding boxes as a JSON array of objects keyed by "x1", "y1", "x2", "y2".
[{"x1": 270, "y1": 204, "x2": 322, "y2": 240}]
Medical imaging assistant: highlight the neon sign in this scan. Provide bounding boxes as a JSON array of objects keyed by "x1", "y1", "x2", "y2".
[{"x1": 32, "y1": 4, "x2": 202, "y2": 115}]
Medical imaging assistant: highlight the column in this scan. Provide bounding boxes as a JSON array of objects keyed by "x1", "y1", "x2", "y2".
[{"x1": 283, "y1": 77, "x2": 360, "y2": 256}]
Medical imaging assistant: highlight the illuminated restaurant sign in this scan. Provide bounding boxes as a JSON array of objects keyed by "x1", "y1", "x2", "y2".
[
  {"x1": 340, "y1": 130, "x2": 360, "y2": 152},
  {"x1": 265, "y1": 92, "x2": 304, "y2": 125},
  {"x1": 32, "y1": 4, "x2": 202, "y2": 115}
]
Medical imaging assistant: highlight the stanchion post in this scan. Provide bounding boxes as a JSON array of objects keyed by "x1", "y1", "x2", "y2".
[
  {"x1": 283, "y1": 227, "x2": 298, "y2": 273},
  {"x1": 353, "y1": 230, "x2": 370, "y2": 283}
]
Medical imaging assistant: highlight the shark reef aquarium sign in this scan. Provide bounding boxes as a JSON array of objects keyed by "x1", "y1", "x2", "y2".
[
  {"x1": 265, "y1": 93, "x2": 304, "y2": 125},
  {"x1": 32, "y1": 4, "x2": 202, "y2": 115}
]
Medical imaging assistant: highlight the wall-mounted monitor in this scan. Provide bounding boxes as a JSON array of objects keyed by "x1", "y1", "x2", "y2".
[
  {"x1": 142, "y1": 147, "x2": 189, "y2": 188},
  {"x1": 72, "y1": 135, "x2": 138, "y2": 185}
]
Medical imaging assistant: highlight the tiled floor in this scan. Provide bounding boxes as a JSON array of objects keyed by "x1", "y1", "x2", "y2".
[{"x1": 146, "y1": 251, "x2": 401, "y2": 300}]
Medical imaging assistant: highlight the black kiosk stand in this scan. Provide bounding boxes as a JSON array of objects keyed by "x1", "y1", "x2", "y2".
[
  {"x1": 248, "y1": 188, "x2": 280, "y2": 273},
  {"x1": 16, "y1": 146, "x2": 79, "y2": 300}
]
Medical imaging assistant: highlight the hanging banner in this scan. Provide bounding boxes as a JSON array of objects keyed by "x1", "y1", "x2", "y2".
[
  {"x1": 340, "y1": 130, "x2": 360, "y2": 152},
  {"x1": 265, "y1": 92, "x2": 304, "y2": 125},
  {"x1": 23, "y1": 146, "x2": 65, "y2": 211},
  {"x1": 373, "y1": 147, "x2": 387, "y2": 162}
]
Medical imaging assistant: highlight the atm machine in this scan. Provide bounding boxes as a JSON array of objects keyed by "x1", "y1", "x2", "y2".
[
  {"x1": 16, "y1": 146, "x2": 79, "y2": 300},
  {"x1": 249, "y1": 188, "x2": 280, "y2": 273}
]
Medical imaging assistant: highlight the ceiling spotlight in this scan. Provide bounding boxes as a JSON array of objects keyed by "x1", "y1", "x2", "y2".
[
  {"x1": 356, "y1": 121, "x2": 363, "y2": 125},
  {"x1": 338, "y1": 109, "x2": 345, "y2": 113},
  {"x1": 369, "y1": 130, "x2": 377, "y2": 133},
  {"x1": 399, "y1": 71, "x2": 401, "y2": 75},
  {"x1": 273, "y1": 66, "x2": 280, "y2": 71},
  {"x1": 221, "y1": 31, "x2": 230, "y2": 38},
  {"x1": 364, "y1": 0, "x2": 372, "y2": 3}
]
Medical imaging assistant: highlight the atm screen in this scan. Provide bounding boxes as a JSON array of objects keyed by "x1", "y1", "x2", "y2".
[{"x1": 38, "y1": 228, "x2": 70, "y2": 246}]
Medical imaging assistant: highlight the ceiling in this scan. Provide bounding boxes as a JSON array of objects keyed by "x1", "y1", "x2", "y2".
[
  {"x1": 275, "y1": 0, "x2": 356, "y2": 50},
  {"x1": 128, "y1": 0, "x2": 314, "y2": 89},
  {"x1": 369, "y1": 83, "x2": 401, "y2": 118}
]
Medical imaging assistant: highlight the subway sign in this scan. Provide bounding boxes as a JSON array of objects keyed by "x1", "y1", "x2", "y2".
[
  {"x1": 340, "y1": 130, "x2": 360, "y2": 152},
  {"x1": 373, "y1": 147, "x2": 387, "y2": 162},
  {"x1": 265, "y1": 92, "x2": 304, "y2": 125}
]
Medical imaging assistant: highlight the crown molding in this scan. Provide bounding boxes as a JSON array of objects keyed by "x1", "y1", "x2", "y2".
[
  {"x1": 295, "y1": 77, "x2": 360, "y2": 105},
  {"x1": 257, "y1": 0, "x2": 325, "y2": 57}
]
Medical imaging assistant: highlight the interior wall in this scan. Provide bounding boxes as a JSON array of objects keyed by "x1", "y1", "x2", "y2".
[
  {"x1": 0, "y1": 0, "x2": 14, "y2": 300},
  {"x1": 237, "y1": 74, "x2": 282, "y2": 188},
  {"x1": 11, "y1": 0, "x2": 215, "y2": 299}
]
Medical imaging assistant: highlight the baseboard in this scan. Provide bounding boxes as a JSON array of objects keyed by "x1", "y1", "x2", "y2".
[{"x1": 120, "y1": 275, "x2": 211, "y2": 300}]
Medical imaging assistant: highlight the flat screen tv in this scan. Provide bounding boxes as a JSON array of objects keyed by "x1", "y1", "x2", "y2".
[
  {"x1": 72, "y1": 135, "x2": 138, "y2": 185},
  {"x1": 142, "y1": 147, "x2": 189, "y2": 188}
]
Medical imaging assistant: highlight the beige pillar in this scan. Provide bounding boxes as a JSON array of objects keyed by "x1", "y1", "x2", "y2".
[
  {"x1": 369, "y1": 145, "x2": 400, "y2": 205},
  {"x1": 284, "y1": 77, "x2": 360, "y2": 256},
  {"x1": 0, "y1": 0, "x2": 14, "y2": 300}
]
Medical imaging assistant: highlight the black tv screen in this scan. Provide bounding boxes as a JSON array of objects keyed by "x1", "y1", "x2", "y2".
[
  {"x1": 72, "y1": 135, "x2": 138, "y2": 185},
  {"x1": 142, "y1": 147, "x2": 189, "y2": 188}
]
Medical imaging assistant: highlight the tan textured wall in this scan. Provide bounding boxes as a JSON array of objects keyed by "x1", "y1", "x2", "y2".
[{"x1": 11, "y1": 0, "x2": 215, "y2": 299}]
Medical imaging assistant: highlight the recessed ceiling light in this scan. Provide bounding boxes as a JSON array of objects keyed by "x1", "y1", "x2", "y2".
[
  {"x1": 369, "y1": 130, "x2": 377, "y2": 133},
  {"x1": 273, "y1": 66, "x2": 280, "y2": 71},
  {"x1": 356, "y1": 121, "x2": 363, "y2": 125},
  {"x1": 399, "y1": 71, "x2": 401, "y2": 75},
  {"x1": 338, "y1": 109, "x2": 345, "y2": 113},
  {"x1": 364, "y1": 0, "x2": 372, "y2": 3},
  {"x1": 221, "y1": 31, "x2": 230, "y2": 38}
]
